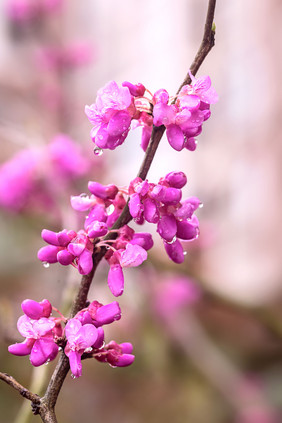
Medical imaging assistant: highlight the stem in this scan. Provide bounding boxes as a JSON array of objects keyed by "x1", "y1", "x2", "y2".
[
  {"x1": 1, "y1": 1, "x2": 217, "y2": 420},
  {"x1": 0, "y1": 372, "x2": 40, "y2": 404}
]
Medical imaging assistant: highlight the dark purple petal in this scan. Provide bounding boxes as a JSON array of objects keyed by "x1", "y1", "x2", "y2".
[
  {"x1": 166, "y1": 124, "x2": 185, "y2": 151},
  {"x1": 57, "y1": 249, "x2": 75, "y2": 265},
  {"x1": 122, "y1": 81, "x2": 145, "y2": 97},
  {"x1": 8, "y1": 339, "x2": 34, "y2": 356},
  {"x1": 184, "y1": 137, "x2": 197, "y2": 151},
  {"x1": 95, "y1": 302, "x2": 121, "y2": 326},
  {"x1": 107, "y1": 111, "x2": 131, "y2": 137},
  {"x1": 77, "y1": 249, "x2": 93, "y2": 275},
  {"x1": 37, "y1": 245, "x2": 61, "y2": 263},
  {"x1": 94, "y1": 125, "x2": 109, "y2": 148},
  {"x1": 108, "y1": 264, "x2": 124, "y2": 297},
  {"x1": 164, "y1": 239, "x2": 184, "y2": 264},
  {"x1": 174, "y1": 197, "x2": 201, "y2": 220},
  {"x1": 88, "y1": 181, "x2": 118, "y2": 200},
  {"x1": 68, "y1": 350, "x2": 82, "y2": 378},
  {"x1": 30, "y1": 339, "x2": 58, "y2": 367},
  {"x1": 130, "y1": 232, "x2": 154, "y2": 251},
  {"x1": 87, "y1": 221, "x2": 108, "y2": 238},
  {"x1": 143, "y1": 197, "x2": 159, "y2": 223},
  {"x1": 176, "y1": 217, "x2": 199, "y2": 240},
  {"x1": 141, "y1": 125, "x2": 152, "y2": 152},
  {"x1": 21, "y1": 299, "x2": 43, "y2": 320},
  {"x1": 128, "y1": 193, "x2": 143, "y2": 218},
  {"x1": 92, "y1": 327, "x2": 105, "y2": 349},
  {"x1": 41, "y1": 229, "x2": 60, "y2": 246},
  {"x1": 68, "y1": 242, "x2": 85, "y2": 257},
  {"x1": 161, "y1": 187, "x2": 182, "y2": 205},
  {"x1": 115, "y1": 354, "x2": 135, "y2": 367},
  {"x1": 120, "y1": 342, "x2": 133, "y2": 354},
  {"x1": 164, "y1": 171, "x2": 187, "y2": 189},
  {"x1": 57, "y1": 231, "x2": 72, "y2": 247},
  {"x1": 157, "y1": 215, "x2": 177, "y2": 242}
]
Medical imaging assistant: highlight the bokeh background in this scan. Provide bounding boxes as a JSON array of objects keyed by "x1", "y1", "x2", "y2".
[{"x1": 1, "y1": 0, "x2": 282, "y2": 422}]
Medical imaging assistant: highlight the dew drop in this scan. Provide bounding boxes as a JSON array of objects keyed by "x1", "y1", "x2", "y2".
[
  {"x1": 71, "y1": 374, "x2": 76, "y2": 379},
  {"x1": 167, "y1": 236, "x2": 177, "y2": 244},
  {"x1": 199, "y1": 202, "x2": 204, "y2": 208},
  {"x1": 84, "y1": 347, "x2": 93, "y2": 353},
  {"x1": 183, "y1": 251, "x2": 187, "y2": 256},
  {"x1": 58, "y1": 347, "x2": 62, "y2": 351},
  {"x1": 94, "y1": 147, "x2": 103, "y2": 156},
  {"x1": 79, "y1": 193, "x2": 88, "y2": 198},
  {"x1": 106, "y1": 204, "x2": 115, "y2": 215},
  {"x1": 44, "y1": 359, "x2": 50, "y2": 366},
  {"x1": 43, "y1": 262, "x2": 50, "y2": 268}
]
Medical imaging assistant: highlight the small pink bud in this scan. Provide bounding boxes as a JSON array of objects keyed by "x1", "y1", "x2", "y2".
[
  {"x1": 57, "y1": 250, "x2": 75, "y2": 265},
  {"x1": 108, "y1": 264, "x2": 124, "y2": 297},
  {"x1": 37, "y1": 245, "x2": 61, "y2": 263},
  {"x1": 157, "y1": 215, "x2": 177, "y2": 242},
  {"x1": 122, "y1": 81, "x2": 145, "y2": 97},
  {"x1": 88, "y1": 181, "x2": 118, "y2": 200},
  {"x1": 164, "y1": 239, "x2": 184, "y2": 263},
  {"x1": 164, "y1": 171, "x2": 187, "y2": 189}
]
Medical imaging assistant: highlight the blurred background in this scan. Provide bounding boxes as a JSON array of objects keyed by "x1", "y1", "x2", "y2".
[{"x1": 1, "y1": 0, "x2": 282, "y2": 422}]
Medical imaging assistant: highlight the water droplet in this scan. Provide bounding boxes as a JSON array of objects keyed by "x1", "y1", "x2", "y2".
[
  {"x1": 44, "y1": 359, "x2": 50, "y2": 366},
  {"x1": 84, "y1": 347, "x2": 93, "y2": 353},
  {"x1": 58, "y1": 347, "x2": 62, "y2": 351},
  {"x1": 94, "y1": 147, "x2": 103, "y2": 156},
  {"x1": 183, "y1": 251, "x2": 187, "y2": 256},
  {"x1": 107, "y1": 204, "x2": 115, "y2": 215},
  {"x1": 71, "y1": 374, "x2": 76, "y2": 379},
  {"x1": 79, "y1": 193, "x2": 88, "y2": 198},
  {"x1": 199, "y1": 202, "x2": 204, "y2": 208},
  {"x1": 167, "y1": 236, "x2": 177, "y2": 244},
  {"x1": 43, "y1": 262, "x2": 50, "y2": 268},
  {"x1": 105, "y1": 245, "x2": 110, "y2": 250}
]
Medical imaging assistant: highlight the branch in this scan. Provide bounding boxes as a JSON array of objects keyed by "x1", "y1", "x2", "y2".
[
  {"x1": 1, "y1": 1, "x2": 217, "y2": 421},
  {"x1": 0, "y1": 372, "x2": 40, "y2": 404}
]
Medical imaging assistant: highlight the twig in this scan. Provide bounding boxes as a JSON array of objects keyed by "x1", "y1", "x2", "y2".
[
  {"x1": 0, "y1": 1, "x2": 217, "y2": 421},
  {"x1": 0, "y1": 372, "x2": 40, "y2": 404}
]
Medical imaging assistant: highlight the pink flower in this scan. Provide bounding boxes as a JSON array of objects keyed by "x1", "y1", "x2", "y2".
[
  {"x1": 85, "y1": 81, "x2": 135, "y2": 150},
  {"x1": 152, "y1": 73, "x2": 217, "y2": 152},
  {"x1": 64, "y1": 319, "x2": 98, "y2": 378},
  {"x1": 94, "y1": 341, "x2": 135, "y2": 368},
  {"x1": 8, "y1": 314, "x2": 59, "y2": 366}
]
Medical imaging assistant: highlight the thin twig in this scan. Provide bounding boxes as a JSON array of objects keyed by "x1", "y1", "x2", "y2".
[{"x1": 0, "y1": 372, "x2": 40, "y2": 404}]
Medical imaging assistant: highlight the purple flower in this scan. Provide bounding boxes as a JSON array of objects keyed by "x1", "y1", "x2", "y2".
[
  {"x1": 128, "y1": 172, "x2": 200, "y2": 263},
  {"x1": 94, "y1": 341, "x2": 135, "y2": 368},
  {"x1": 64, "y1": 319, "x2": 98, "y2": 378},
  {"x1": 152, "y1": 73, "x2": 217, "y2": 152},
  {"x1": 38, "y1": 229, "x2": 94, "y2": 275},
  {"x1": 8, "y1": 315, "x2": 59, "y2": 366},
  {"x1": 85, "y1": 81, "x2": 135, "y2": 150}
]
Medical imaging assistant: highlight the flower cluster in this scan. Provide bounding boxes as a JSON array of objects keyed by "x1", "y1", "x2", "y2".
[
  {"x1": 128, "y1": 171, "x2": 200, "y2": 263},
  {"x1": 38, "y1": 181, "x2": 153, "y2": 295},
  {"x1": 85, "y1": 74, "x2": 217, "y2": 153},
  {"x1": 9, "y1": 299, "x2": 134, "y2": 378}
]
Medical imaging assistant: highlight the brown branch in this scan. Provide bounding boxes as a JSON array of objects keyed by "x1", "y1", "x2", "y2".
[
  {"x1": 0, "y1": 372, "x2": 40, "y2": 404},
  {"x1": 1, "y1": 1, "x2": 217, "y2": 421}
]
